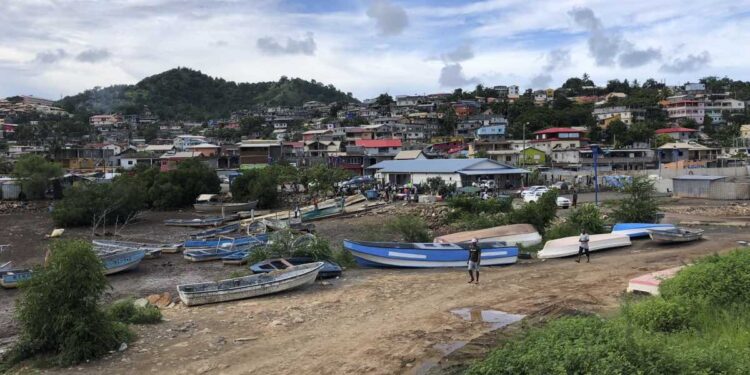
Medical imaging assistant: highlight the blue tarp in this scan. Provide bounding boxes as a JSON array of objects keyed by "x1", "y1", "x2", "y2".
[{"x1": 603, "y1": 175, "x2": 632, "y2": 189}]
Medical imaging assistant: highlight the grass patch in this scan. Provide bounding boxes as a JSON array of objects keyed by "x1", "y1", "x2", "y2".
[
  {"x1": 107, "y1": 298, "x2": 162, "y2": 325},
  {"x1": 386, "y1": 215, "x2": 431, "y2": 242}
]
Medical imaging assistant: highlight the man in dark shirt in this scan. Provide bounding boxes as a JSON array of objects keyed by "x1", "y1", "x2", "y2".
[{"x1": 467, "y1": 238, "x2": 481, "y2": 284}]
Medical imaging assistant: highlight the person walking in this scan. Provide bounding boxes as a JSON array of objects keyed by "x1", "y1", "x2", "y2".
[
  {"x1": 467, "y1": 238, "x2": 481, "y2": 284},
  {"x1": 576, "y1": 229, "x2": 590, "y2": 263},
  {"x1": 572, "y1": 188, "x2": 578, "y2": 208}
]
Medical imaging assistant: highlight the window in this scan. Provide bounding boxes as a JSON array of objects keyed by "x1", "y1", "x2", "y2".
[{"x1": 128, "y1": 160, "x2": 134, "y2": 165}]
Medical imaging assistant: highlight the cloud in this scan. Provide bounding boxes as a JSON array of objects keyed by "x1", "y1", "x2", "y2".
[
  {"x1": 569, "y1": 7, "x2": 622, "y2": 66},
  {"x1": 618, "y1": 45, "x2": 662, "y2": 68},
  {"x1": 34, "y1": 49, "x2": 68, "y2": 64},
  {"x1": 438, "y1": 63, "x2": 477, "y2": 87},
  {"x1": 256, "y1": 33, "x2": 316, "y2": 55},
  {"x1": 660, "y1": 51, "x2": 711, "y2": 73},
  {"x1": 76, "y1": 48, "x2": 111, "y2": 63},
  {"x1": 530, "y1": 74, "x2": 553, "y2": 88},
  {"x1": 366, "y1": 0, "x2": 408, "y2": 36},
  {"x1": 442, "y1": 43, "x2": 474, "y2": 63},
  {"x1": 543, "y1": 49, "x2": 571, "y2": 71}
]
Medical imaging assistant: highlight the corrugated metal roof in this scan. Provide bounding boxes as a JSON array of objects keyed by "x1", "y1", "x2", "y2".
[
  {"x1": 356, "y1": 139, "x2": 402, "y2": 148},
  {"x1": 368, "y1": 158, "x2": 527, "y2": 174},
  {"x1": 673, "y1": 175, "x2": 726, "y2": 181},
  {"x1": 459, "y1": 168, "x2": 529, "y2": 175}
]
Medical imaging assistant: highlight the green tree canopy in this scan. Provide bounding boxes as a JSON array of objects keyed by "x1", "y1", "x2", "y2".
[{"x1": 12, "y1": 154, "x2": 63, "y2": 199}]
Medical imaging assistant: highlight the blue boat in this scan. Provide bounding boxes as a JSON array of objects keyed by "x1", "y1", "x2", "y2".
[
  {"x1": 184, "y1": 234, "x2": 268, "y2": 249},
  {"x1": 612, "y1": 223, "x2": 676, "y2": 238},
  {"x1": 99, "y1": 249, "x2": 146, "y2": 275},
  {"x1": 343, "y1": 240, "x2": 518, "y2": 268},
  {"x1": 190, "y1": 223, "x2": 240, "y2": 239},
  {"x1": 249, "y1": 257, "x2": 343, "y2": 278},
  {"x1": 164, "y1": 216, "x2": 227, "y2": 227},
  {"x1": 221, "y1": 250, "x2": 253, "y2": 265},
  {"x1": 184, "y1": 247, "x2": 245, "y2": 262},
  {"x1": 1, "y1": 266, "x2": 33, "y2": 289}
]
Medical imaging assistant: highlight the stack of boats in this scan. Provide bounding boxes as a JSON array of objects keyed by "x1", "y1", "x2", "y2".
[{"x1": 183, "y1": 235, "x2": 268, "y2": 264}]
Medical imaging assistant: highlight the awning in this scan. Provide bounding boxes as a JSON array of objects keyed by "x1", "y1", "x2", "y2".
[{"x1": 459, "y1": 168, "x2": 529, "y2": 175}]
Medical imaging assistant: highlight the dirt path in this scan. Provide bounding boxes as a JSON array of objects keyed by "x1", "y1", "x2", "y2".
[{"x1": 32, "y1": 226, "x2": 745, "y2": 375}]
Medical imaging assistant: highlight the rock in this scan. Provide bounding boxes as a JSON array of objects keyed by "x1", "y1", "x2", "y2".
[
  {"x1": 215, "y1": 336, "x2": 226, "y2": 345},
  {"x1": 146, "y1": 294, "x2": 161, "y2": 305},
  {"x1": 292, "y1": 317, "x2": 305, "y2": 324},
  {"x1": 134, "y1": 298, "x2": 149, "y2": 308},
  {"x1": 118, "y1": 343, "x2": 128, "y2": 352},
  {"x1": 154, "y1": 292, "x2": 172, "y2": 308}
]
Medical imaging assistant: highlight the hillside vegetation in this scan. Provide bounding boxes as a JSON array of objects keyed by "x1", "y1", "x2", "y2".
[{"x1": 56, "y1": 68, "x2": 357, "y2": 121}]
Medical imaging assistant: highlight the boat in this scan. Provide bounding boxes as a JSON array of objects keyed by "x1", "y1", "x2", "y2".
[
  {"x1": 0, "y1": 262, "x2": 33, "y2": 289},
  {"x1": 221, "y1": 250, "x2": 253, "y2": 265},
  {"x1": 193, "y1": 194, "x2": 258, "y2": 214},
  {"x1": 647, "y1": 227, "x2": 704, "y2": 243},
  {"x1": 164, "y1": 217, "x2": 226, "y2": 227},
  {"x1": 249, "y1": 257, "x2": 343, "y2": 278},
  {"x1": 434, "y1": 224, "x2": 542, "y2": 247},
  {"x1": 176, "y1": 262, "x2": 324, "y2": 306},
  {"x1": 184, "y1": 235, "x2": 268, "y2": 249},
  {"x1": 302, "y1": 199, "x2": 345, "y2": 221},
  {"x1": 537, "y1": 233, "x2": 632, "y2": 259},
  {"x1": 99, "y1": 249, "x2": 146, "y2": 275},
  {"x1": 189, "y1": 223, "x2": 240, "y2": 239},
  {"x1": 183, "y1": 247, "x2": 246, "y2": 262},
  {"x1": 611, "y1": 223, "x2": 676, "y2": 238},
  {"x1": 343, "y1": 240, "x2": 518, "y2": 268},
  {"x1": 92, "y1": 240, "x2": 181, "y2": 256},
  {"x1": 627, "y1": 266, "x2": 684, "y2": 295}
]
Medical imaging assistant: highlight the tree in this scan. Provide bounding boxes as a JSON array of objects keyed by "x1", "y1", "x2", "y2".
[
  {"x1": 12, "y1": 154, "x2": 63, "y2": 200},
  {"x1": 611, "y1": 176, "x2": 659, "y2": 223},
  {"x1": 567, "y1": 204, "x2": 606, "y2": 234},
  {"x1": 680, "y1": 118, "x2": 699, "y2": 129},
  {"x1": 438, "y1": 108, "x2": 458, "y2": 136},
  {"x1": 626, "y1": 122, "x2": 655, "y2": 145},
  {"x1": 52, "y1": 177, "x2": 146, "y2": 228},
  {"x1": 302, "y1": 164, "x2": 351, "y2": 197},
  {"x1": 10, "y1": 240, "x2": 131, "y2": 366},
  {"x1": 375, "y1": 93, "x2": 394, "y2": 107},
  {"x1": 606, "y1": 120, "x2": 627, "y2": 146},
  {"x1": 146, "y1": 159, "x2": 220, "y2": 209},
  {"x1": 0, "y1": 157, "x2": 12, "y2": 175},
  {"x1": 655, "y1": 134, "x2": 673, "y2": 147}
]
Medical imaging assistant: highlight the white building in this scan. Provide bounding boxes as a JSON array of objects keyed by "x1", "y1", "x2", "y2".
[
  {"x1": 592, "y1": 106, "x2": 647, "y2": 126},
  {"x1": 173, "y1": 135, "x2": 207, "y2": 150},
  {"x1": 368, "y1": 158, "x2": 528, "y2": 189}
]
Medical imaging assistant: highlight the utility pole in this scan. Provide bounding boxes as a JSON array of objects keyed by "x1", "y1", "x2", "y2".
[{"x1": 591, "y1": 144, "x2": 600, "y2": 206}]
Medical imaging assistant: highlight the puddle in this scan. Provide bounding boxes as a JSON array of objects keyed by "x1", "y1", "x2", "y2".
[{"x1": 450, "y1": 307, "x2": 525, "y2": 329}]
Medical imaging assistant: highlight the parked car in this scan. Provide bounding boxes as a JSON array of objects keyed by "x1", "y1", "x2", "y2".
[
  {"x1": 524, "y1": 191, "x2": 571, "y2": 209},
  {"x1": 556, "y1": 196, "x2": 571, "y2": 209},
  {"x1": 518, "y1": 185, "x2": 546, "y2": 198},
  {"x1": 550, "y1": 181, "x2": 569, "y2": 191}
]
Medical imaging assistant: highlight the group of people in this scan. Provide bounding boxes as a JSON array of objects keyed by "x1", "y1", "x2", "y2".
[{"x1": 376, "y1": 183, "x2": 419, "y2": 203}]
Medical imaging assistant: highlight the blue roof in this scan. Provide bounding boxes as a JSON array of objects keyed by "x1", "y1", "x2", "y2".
[{"x1": 368, "y1": 158, "x2": 528, "y2": 174}]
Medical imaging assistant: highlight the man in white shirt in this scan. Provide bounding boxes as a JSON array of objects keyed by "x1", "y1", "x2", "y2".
[{"x1": 576, "y1": 229, "x2": 590, "y2": 263}]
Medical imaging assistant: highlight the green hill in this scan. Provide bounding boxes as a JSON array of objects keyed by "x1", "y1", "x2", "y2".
[{"x1": 56, "y1": 67, "x2": 358, "y2": 121}]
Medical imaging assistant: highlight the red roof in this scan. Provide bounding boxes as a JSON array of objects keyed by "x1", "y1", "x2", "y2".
[
  {"x1": 533, "y1": 127, "x2": 587, "y2": 135},
  {"x1": 355, "y1": 139, "x2": 402, "y2": 148},
  {"x1": 655, "y1": 127, "x2": 697, "y2": 134}
]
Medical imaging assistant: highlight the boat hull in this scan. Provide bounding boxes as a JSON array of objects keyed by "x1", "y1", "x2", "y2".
[
  {"x1": 184, "y1": 235, "x2": 267, "y2": 249},
  {"x1": 612, "y1": 223, "x2": 676, "y2": 238},
  {"x1": 343, "y1": 240, "x2": 518, "y2": 268},
  {"x1": 1, "y1": 270, "x2": 33, "y2": 289},
  {"x1": 194, "y1": 201, "x2": 257, "y2": 214},
  {"x1": 434, "y1": 224, "x2": 542, "y2": 247},
  {"x1": 538, "y1": 233, "x2": 632, "y2": 259},
  {"x1": 177, "y1": 262, "x2": 323, "y2": 306},
  {"x1": 249, "y1": 257, "x2": 343, "y2": 278},
  {"x1": 100, "y1": 249, "x2": 145, "y2": 275},
  {"x1": 647, "y1": 228, "x2": 704, "y2": 243}
]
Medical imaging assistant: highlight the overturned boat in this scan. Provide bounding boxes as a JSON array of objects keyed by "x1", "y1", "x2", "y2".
[
  {"x1": 92, "y1": 239, "x2": 181, "y2": 256},
  {"x1": 434, "y1": 224, "x2": 542, "y2": 247},
  {"x1": 343, "y1": 240, "x2": 518, "y2": 268},
  {"x1": 537, "y1": 233, "x2": 632, "y2": 259},
  {"x1": 647, "y1": 227, "x2": 704, "y2": 243},
  {"x1": 250, "y1": 257, "x2": 342, "y2": 279},
  {"x1": 99, "y1": 249, "x2": 146, "y2": 275},
  {"x1": 611, "y1": 223, "x2": 676, "y2": 238},
  {"x1": 164, "y1": 217, "x2": 226, "y2": 227},
  {"x1": 177, "y1": 262, "x2": 324, "y2": 306},
  {"x1": 184, "y1": 235, "x2": 267, "y2": 249},
  {"x1": 190, "y1": 223, "x2": 240, "y2": 239}
]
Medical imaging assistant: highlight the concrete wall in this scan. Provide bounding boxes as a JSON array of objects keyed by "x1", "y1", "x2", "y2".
[{"x1": 708, "y1": 182, "x2": 750, "y2": 200}]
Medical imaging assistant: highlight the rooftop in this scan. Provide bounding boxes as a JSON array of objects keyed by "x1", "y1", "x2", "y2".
[
  {"x1": 655, "y1": 127, "x2": 697, "y2": 134},
  {"x1": 368, "y1": 158, "x2": 528, "y2": 175},
  {"x1": 355, "y1": 139, "x2": 402, "y2": 148}
]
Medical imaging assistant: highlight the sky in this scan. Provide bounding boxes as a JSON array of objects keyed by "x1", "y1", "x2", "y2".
[{"x1": 1, "y1": 0, "x2": 750, "y2": 101}]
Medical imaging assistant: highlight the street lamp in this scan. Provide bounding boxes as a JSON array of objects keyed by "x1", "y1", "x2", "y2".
[{"x1": 590, "y1": 143, "x2": 601, "y2": 206}]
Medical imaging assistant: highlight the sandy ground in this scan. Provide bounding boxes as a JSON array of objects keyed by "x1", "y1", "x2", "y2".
[{"x1": 0, "y1": 196, "x2": 748, "y2": 374}]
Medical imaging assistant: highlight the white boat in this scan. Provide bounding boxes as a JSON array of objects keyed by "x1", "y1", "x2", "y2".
[
  {"x1": 434, "y1": 224, "x2": 542, "y2": 247},
  {"x1": 193, "y1": 194, "x2": 257, "y2": 214},
  {"x1": 647, "y1": 227, "x2": 704, "y2": 243},
  {"x1": 627, "y1": 266, "x2": 684, "y2": 295},
  {"x1": 537, "y1": 233, "x2": 632, "y2": 259},
  {"x1": 176, "y1": 262, "x2": 323, "y2": 306}
]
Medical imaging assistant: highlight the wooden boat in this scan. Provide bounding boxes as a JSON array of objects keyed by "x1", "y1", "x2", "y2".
[
  {"x1": 537, "y1": 233, "x2": 631, "y2": 259},
  {"x1": 249, "y1": 257, "x2": 342, "y2": 278},
  {"x1": 647, "y1": 227, "x2": 704, "y2": 243},
  {"x1": 627, "y1": 266, "x2": 684, "y2": 295},
  {"x1": 611, "y1": 223, "x2": 676, "y2": 238},
  {"x1": 434, "y1": 224, "x2": 542, "y2": 247},
  {"x1": 99, "y1": 249, "x2": 146, "y2": 275},
  {"x1": 176, "y1": 262, "x2": 324, "y2": 306},
  {"x1": 184, "y1": 235, "x2": 267, "y2": 249},
  {"x1": 164, "y1": 217, "x2": 226, "y2": 227},
  {"x1": 92, "y1": 240, "x2": 181, "y2": 256},
  {"x1": 190, "y1": 223, "x2": 240, "y2": 239},
  {"x1": 183, "y1": 247, "x2": 246, "y2": 262},
  {"x1": 0, "y1": 262, "x2": 32, "y2": 289},
  {"x1": 302, "y1": 205, "x2": 344, "y2": 221},
  {"x1": 343, "y1": 240, "x2": 518, "y2": 268},
  {"x1": 193, "y1": 194, "x2": 258, "y2": 214}
]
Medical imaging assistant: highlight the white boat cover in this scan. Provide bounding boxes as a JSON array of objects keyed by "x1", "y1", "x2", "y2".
[
  {"x1": 537, "y1": 233, "x2": 632, "y2": 259},
  {"x1": 434, "y1": 224, "x2": 542, "y2": 247}
]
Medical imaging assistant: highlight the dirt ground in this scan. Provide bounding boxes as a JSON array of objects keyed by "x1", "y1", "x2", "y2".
[{"x1": 1, "y1": 197, "x2": 749, "y2": 374}]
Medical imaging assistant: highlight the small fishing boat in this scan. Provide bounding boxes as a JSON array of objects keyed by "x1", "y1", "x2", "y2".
[
  {"x1": 627, "y1": 266, "x2": 684, "y2": 295},
  {"x1": 434, "y1": 224, "x2": 542, "y2": 247},
  {"x1": 99, "y1": 249, "x2": 146, "y2": 275},
  {"x1": 302, "y1": 200, "x2": 345, "y2": 221},
  {"x1": 183, "y1": 247, "x2": 245, "y2": 262},
  {"x1": 537, "y1": 233, "x2": 632, "y2": 259},
  {"x1": 611, "y1": 223, "x2": 676, "y2": 238},
  {"x1": 221, "y1": 249, "x2": 255, "y2": 265},
  {"x1": 164, "y1": 217, "x2": 226, "y2": 227},
  {"x1": 249, "y1": 257, "x2": 343, "y2": 278},
  {"x1": 190, "y1": 223, "x2": 240, "y2": 239},
  {"x1": 0, "y1": 262, "x2": 33, "y2": 289},
  {"x1": 343, "y1": 240, "x2": 518, "y2": 268},
  {"x1": 92, "y1": 240, "x2": 181, "y2": 256},
  {"x1": 647, "y1": 227, "x2": 704, "y2": 243},
  {"x1": 184, "y1": 235, "x2": 268, "y2": 249},
  {"x1": 176, "y1": 262, "x2": 324, "y2": 306},
  {"x1": 193, "y1": 194, "x2": 258, "y2": 214}
]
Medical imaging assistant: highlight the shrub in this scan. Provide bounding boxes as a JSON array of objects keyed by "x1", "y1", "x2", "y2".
[
  {"x1": 386, "y1": 215, "x2": 431, "y2": 242},
  {"x1": 231, "y1": 167, "x2": 282, "y2": 209},
  {"x1": 146, "y1": 159, "x2": 221, "y2": 209},
  {"x1": 567, "y1": 203, "x2": 607, "y2": 234},
  {"x1": 247, "y1": 231, "x2": 337, "y2": 264},
  {"x1": 52, "y1": 176, "x2": 145, "y2": 227},
  {"x1": 506, "y1": 190, "x2": 558, "y2": 234},
  {"x1": 660, "y1": 250, "x2": 750, "y2": 307},
  {"x1": 9, "y1": 240, "x2": 131, "y2": 366},
  {"x1": 107, "y1": 299, "x2": 162, "y2": 325},
  {"x1": 445, "y1": 196, "x2": 512, "y2": 230},
  {"x1": 611, "y1": 176, "x2": 660, "y2": 223},
  {"x1": 12, "y1": 154, "x2": 63, "y2": 200},
  {"x1": 544, "y1": 220, "x2": 579, "y2": 241},
  {"x1": 626, "y1": 297, "x2": 691, "y2": 333}
]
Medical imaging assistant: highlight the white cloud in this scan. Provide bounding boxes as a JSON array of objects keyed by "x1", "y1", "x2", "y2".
[
  {"x1": 366, "y1": 0, "x2": 408, "y2": 36},
  {"x1": 660, "y1": 51, "x2": 711, "y2": 73},
  {"x1": 257, "y1": 33, "x2": 316, "y2": 55},
  {"x1": 438, "y1": 63, "x2": 477, "y2": 88},
  {"x1": 76, "y1": 48, "x2": 111, "y2": 63}
]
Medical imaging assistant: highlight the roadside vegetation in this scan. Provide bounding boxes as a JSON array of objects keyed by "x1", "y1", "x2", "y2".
[
  {"x1": 611, "y1": 175, "x2": 660, "y2": 223},
  {"x1": 468, "y1": 250, "x2": 750, "y2": 374}
]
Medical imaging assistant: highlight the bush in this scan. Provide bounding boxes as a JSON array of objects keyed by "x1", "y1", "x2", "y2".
[
  {"x1": 231, "y1": 167, "x2": 282, "y2": 209},
  {"x1": 445, "y1": 196, "x2": 512, "y2": 230},
  {"x1": 611, "y1": 176, "x2": 660, "y2": 223},
  {"x1": 506, "y1": 190, "x2": 558, "y2": 234},
  {"x1": 567, "y1": 203, "x2": 607, "y2": 234},
  {"x1": 660, "y1": 250, "x2": 750, "y2": 307},
  {"x1": 12, "y1": 154, "x2": 63, "y2": 200},
  {"x1": 8, "y1": 240, "x2": 132, "y2": 366},
  {"x1": 247, "y1": 231, "x2": 336, "y2": 264},
  {"x1": 146, "y1": 159, "x2": 221, "y2": 209},
  {"x1": 386, "y1": 215, "x2": 431, "y2": 242},
  {"x1": 626, "y1": 297, "x2": 691, "y2": 332},
  {"x1": 52, "y1": 176, "x2": 145, "y2": 227},
  {"x1": 544, "y1": 220, "x2": 579, "y2": 241},
  {"x1": 107, "y1": 299, "x2": 162, "y2": 325}
]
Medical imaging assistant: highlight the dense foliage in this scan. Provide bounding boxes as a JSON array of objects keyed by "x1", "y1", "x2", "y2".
[
  {"x1": 231, "y1": 165, "x2": 289, "y2": 209},
  {"x1": 247, "y1": 230, "x2": 354, "y2": 266},
  {"x1": 52, "y1": 175, "x2": 145, "y2": 227},
  {"x1": 544, "y1": 203, "x2": 607, "y2": 241},
  {"x1": 7, "y1": 240, "x2": 131, "y2": 366},
  {"x1": 611, "y1": 176, "x2": 660, "y2": 223},
  {"x1": 469, "y1": 249, "x2": 750, "y2": 375},
  {"x1": 135, "y1": 159, "x2": 221, "y2": 209},
  {"x1": 57, "y1": 68, "x2": 358, "y2": 121},
  {"x1": 107, "y1": 299, "x2": 162, "y2": 325},
  {"x1": 301, "y1": 164, "x2": 352, "y2": 197},
  {"x1": 12, "y1": 154, "x2": 63, "y2": 200},
  {"x1": 506, "y1": 190, "x2": 559, "y2": 234},
  {"x1": 386, "y1": 215, "x2": 432, "y2": 242}
]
